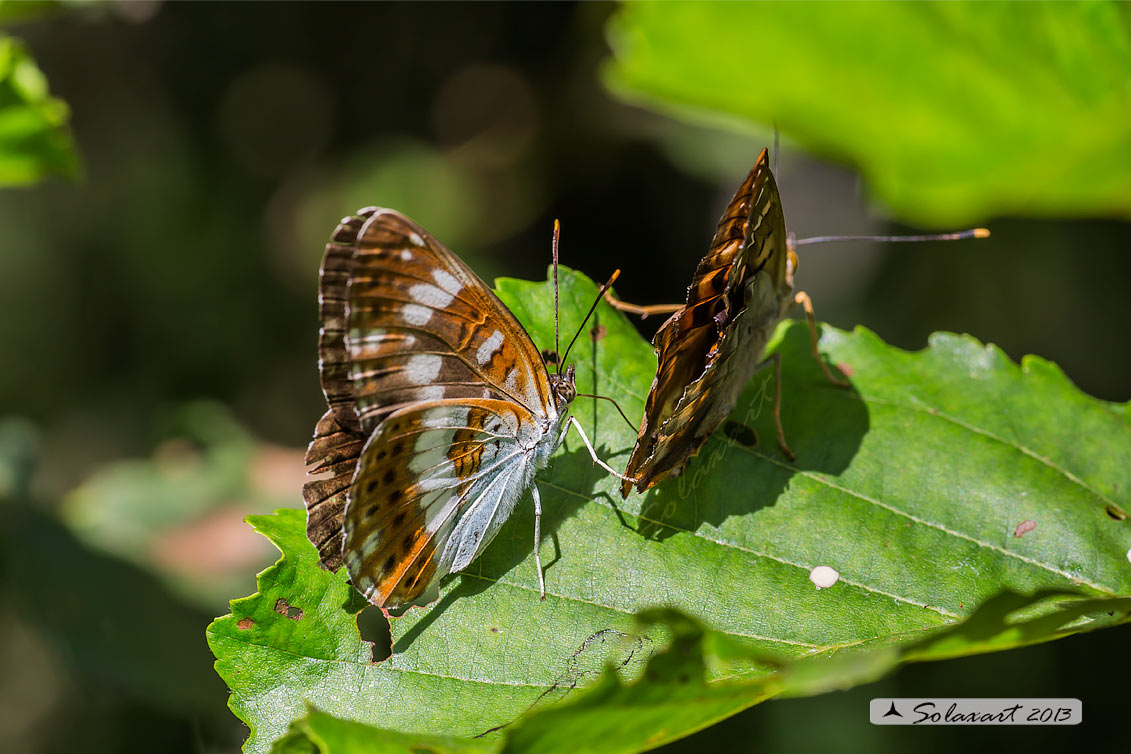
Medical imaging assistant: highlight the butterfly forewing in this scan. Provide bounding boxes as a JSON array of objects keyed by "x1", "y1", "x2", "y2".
[
  {"x1": 622, "y1": 148, "x2": 792, "y2": 495},
  {"x1": 346, "y1": 210, "x2": 553, "y2": 429}
]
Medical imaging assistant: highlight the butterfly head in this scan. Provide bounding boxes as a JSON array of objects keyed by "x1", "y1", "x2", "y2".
[{"x1": 548, "y1": 364, "x2": 577, "y2": 413}]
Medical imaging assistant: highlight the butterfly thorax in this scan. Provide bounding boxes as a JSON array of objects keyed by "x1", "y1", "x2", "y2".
[{"x1": 539, "y1": 364, "x2": 576, "y2": 463}]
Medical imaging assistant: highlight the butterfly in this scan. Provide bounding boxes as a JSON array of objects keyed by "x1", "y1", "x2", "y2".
[
  {"x1": 614, "y1": 148, "x2": 846, "y2": 497},
  {"x1": 302, "y1": 207, "x2": 626, "y2": 612},
  {"x1": 611, "y1": 149, "x2": 988, "y2": 497}
]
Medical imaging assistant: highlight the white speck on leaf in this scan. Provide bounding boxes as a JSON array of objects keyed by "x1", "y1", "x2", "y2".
[{"x1": 809, "y1": 565, "x2": 840, "y2": 589}]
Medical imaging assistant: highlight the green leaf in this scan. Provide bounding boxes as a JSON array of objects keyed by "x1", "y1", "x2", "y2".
[
  {"x1": 265, "y1": 593, "x2": 1131, "y2": 754},
  {"x1": 0, "y1": 34, "x2": 80, "y2": 186},
  {"x1": 499, "y1": 608, "x2": 781, "y2": 754},
  {"x1": 272, "y1": 707, "x2": 495, "y2": 754},
  {"x1": 504, "y1": 592, "x2": 1130, "y2": 752},
  {"x1": 209, "y1": 268, "x2": 1131, "y2": 753},
  {"x1": 604, "y1": 1, "x2": 1131, "y2": 224}
]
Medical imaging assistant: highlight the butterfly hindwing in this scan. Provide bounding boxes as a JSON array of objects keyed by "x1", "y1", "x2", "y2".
[
  {"x1": 303, "y1": 410, "x2": 365, "y2": 571},
  {"x1": 342, "y1": 398, "x2": 546, "y2": 611}
]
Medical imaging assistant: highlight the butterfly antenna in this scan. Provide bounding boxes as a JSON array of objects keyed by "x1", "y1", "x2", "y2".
[
  {"x1": 794, "y1": 228, "x2": 990, "y2": 246},
  {"x1": 553, "y1": 219, "x2": 561, "y2": 374},
  {"x1": 560, "y1": 269, "x2": 621, "y2": 368},
  {"x1": 576, "y1": 392, "x2": 636, "y2": 431}
]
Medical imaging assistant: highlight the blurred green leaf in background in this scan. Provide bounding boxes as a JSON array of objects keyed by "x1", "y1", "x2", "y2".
[
  {"x1": 61, "y1": 401, "x2": 296, "y2": 611},
  {"x1": 0, "y1": 33, "x2": 78, "y2": 186},
  {"x1": 606, "y1": 1, "x2": 1131, "y2": 225}
]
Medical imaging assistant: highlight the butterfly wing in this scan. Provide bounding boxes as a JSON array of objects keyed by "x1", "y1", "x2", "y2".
[
  {"x1": 304, "y1": 208, "x2": 558, "y2": 575},
  {"x1": 622, "y1": 149, "x2": 792, "y2": 495},
  {"x1": 345, "y1": 208, "x2": 555, "y2": 427},
  {"x1": 342, "y1": 397, "x2": 549, "y2": 611},
  {"x1": 304, "y1": 212, "x2": 378, "y2": 570}
]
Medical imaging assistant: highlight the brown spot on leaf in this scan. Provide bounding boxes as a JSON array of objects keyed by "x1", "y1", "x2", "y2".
[
  {"x1": 1012, "y1": 519, "x2": 1037, "y2": 538},
  {"x1": 237, "y1": 618, "x2": 255, "y2": 630},
  {"x1": 589, "y1": 324, "x2": 607, "y2": 342},
  {"x1": 835, "y1": 362, "x2": 854, "y2": 378}
]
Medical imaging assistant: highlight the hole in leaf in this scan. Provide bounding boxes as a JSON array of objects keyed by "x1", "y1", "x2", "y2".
[
  {"x1": 357, "y1": 605, "x2": 392, "y2": 663},
  {"x1": 237, "y1": 618, "x2": 254, "y2": 630},
  {"x1": 274, "y1": 598, "x2": 303, "y2": 620}
]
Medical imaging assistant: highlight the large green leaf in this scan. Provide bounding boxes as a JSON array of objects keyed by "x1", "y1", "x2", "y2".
[
  {"x1": 0, "y1": 34, "x2": 79, "y2": 186},
  {"x1": 270, "y1": 590, "x2": 1131, "y2": 753},
  {"x1": 208, "y1": 268, "x2": 1131, "y2": 753},
  {"x1": 604, "y1": 1, "x2": 1131, "y2": 225}
]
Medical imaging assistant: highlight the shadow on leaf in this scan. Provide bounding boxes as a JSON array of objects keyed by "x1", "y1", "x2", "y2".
[{"x1": 633, "y1": 321, "x2": 869, "y2": 540}]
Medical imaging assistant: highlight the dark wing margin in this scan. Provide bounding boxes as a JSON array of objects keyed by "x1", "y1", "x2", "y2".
[{"x1": 304, "y1": 209, "x2": 379, "y2": 569}]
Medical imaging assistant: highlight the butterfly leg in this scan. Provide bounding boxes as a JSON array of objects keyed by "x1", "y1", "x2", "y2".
[
  {"x1": 531, "y1": 482, "x2": 546, "y2": 600},
  {"x1": 755, "y1": 353, "x2": 797, "y2": 462},
  {"x1": 794, "y1": 291, "x2": 850, "y2": 387},
  {"x1": 567, "y1": 416, "x2": 637, "y2": 483},
  {"x1": 602, "y1": 290, "x2": 682, "y2": 320}
]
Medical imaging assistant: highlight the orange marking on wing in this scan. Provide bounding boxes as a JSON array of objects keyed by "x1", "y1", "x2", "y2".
[
  {"x1": 372, "y1": 526, "x2": 438, "y2": 606},
  {"x1": 449, "y1": 406, "x2": 490, "y2": 478}
]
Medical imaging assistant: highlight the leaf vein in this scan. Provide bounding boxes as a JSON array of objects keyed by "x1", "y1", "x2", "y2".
[{"x1": 541, "y1": 480, "x2": 960, "y2": 619}]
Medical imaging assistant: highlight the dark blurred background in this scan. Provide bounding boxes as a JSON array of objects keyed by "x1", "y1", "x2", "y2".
[{"x1": 0, "y1": 2, "x2": 1127, "y2": 752}]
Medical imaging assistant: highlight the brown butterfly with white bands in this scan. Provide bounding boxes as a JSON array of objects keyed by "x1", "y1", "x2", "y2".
[
  {"x1": 610, "y1": 148, "x2": 987, "y2": 496},
  {"x1": 303, "y1": 208, "x2": 628, "y2": 612}
]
